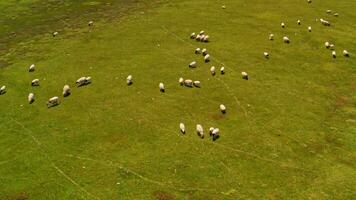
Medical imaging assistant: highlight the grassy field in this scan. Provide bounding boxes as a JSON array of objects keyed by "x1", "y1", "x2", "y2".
[{"x1": 0, "y1": 0, "x2": 355, "y2": 199}]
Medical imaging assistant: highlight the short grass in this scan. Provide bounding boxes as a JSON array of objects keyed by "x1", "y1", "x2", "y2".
[{"x1": 0, "y1": 0, "x2": 355, "y2": 199}]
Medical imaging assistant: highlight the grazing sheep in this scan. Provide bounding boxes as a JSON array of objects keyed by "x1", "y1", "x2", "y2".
[
  {"x1": 220, "y1": 67, "x2": 225, "y2": 75},
  {"x1": 159, "y1": 82, "x2": 165, "y2": 92},
  {"x1": 297, "y1": 20, "x2": 301, "y2": 25},
  {"x1": 283, "y1": 36, "x2": 290, "y2": 43},
  {"x1": 127, "y1": 75, "x2": 133, "y2": 85},
  {"x1": 28, "y1": 93, "x2": 35, "y2": 104},
  {"x1": 193, "y1": 81, "x2": 201, "y2": 88},
  {"x1": 332, "y1": 51, "x2": 336, "y2": 58},
  {"x1": 184, "y1": 79, "x2": 193, "y2": 87},
  {"x1": 85, "y1": 77, "x2": 92, "y2": 84},
  {"x1": 199, "y1": 30, "x2": 205, "y2": 35},
  {"x1": 63, "y1": 85, "x2": 71, "y2": 97},
  {"x1": 220, "y1": 104, "x2": 226, "y2": 114},
  {"x1": 241, "y1": 71, "x2": 248, "y2": 80},
  {"x1": 320, "y1": 19, "x2": 330, "y2": 26},
  {"x1": 31, "y1": 79, "x2": 40, "y2": 86},
  {"x1": 204, "y1": 54, "x2": 210, "y2": 63},
  {"x1": 308, "y1": 26, "x2": 312, "y2": 32},
  {"x1": 307, "y1": 0, "x2": 312, "y2": 3},
  {"x1": 281, "y1": 22, "x2": 285, "y2": 28},
  {"x1": 264, "y1": 52, "x2": 269, "y2": 58},
  {"x1": 52, "y1": 32, "x2": 58, "y2": 37},
  {"x1": 326, "y1": 10, "x2": 332, "y2": 14},
  {"x1": 202, "y1": 48, "x2": 207, "y2": 56},
  {"x1": 334, "y1": 13, "x2": 339, "y2": 17},
  {"x1": 29, "y1": 64, "x2": 35, "y2": 72},
  {"x1": 195, "y1": 48, "x2": 201, "y2": 54},
  {"x1": 180, "y1": 123, "x2": 185, "y2": 134},
  {"x1": 196, "y1": 124, "x2": 204, "y2": 138},
  {"x1": 179, "y1": 77, "x2": 184, "y2": 85},
  {"x1": 269, "y1": 34, "x2": 274, "y2": 41},
  {"x1": 0, "y1": 85, "x2": 6, "y2": 95},
  {"x1": 210, "y1": 66, "x2": 216, "y2": 75},
  {"x1": 209, "y1": 127, "x2": 215, "y2": 136},
  {"x1": 76, "y1": 77, "x2": 91, "y2": 86},
  {"x1": 343, "y1": 50, "x2": 349, "y2": 57},
  {"x1": 203, "y1": 35, "x2": 209, "y2": 42},
  {"x1": 189, "y1": 61, "x2": 197, "y2": 68},
  {"x1": 195, "y1": 35, "x2": 202, "y2": 41},
  {"x1": 325, "y1": 42, "x2": 330, "y2": 48},
  {"x1": 47, "y1": 96, "x2": 59, "y2": 108},
  {"x1": 329, "y1": 44, "x2": 335, "y2": 50},
  {"x1": 190, "y1": 32, "x2": 196, "y2": 39},
  {"x1": 222, "y1": 5, "x2": 226, "y2": 9},
  {"x1": 212, "y1": 128, "x2": 220, "y2": 141},
  {"x1": 88, "y1": 21, "x2": 94, "y2": 26}
]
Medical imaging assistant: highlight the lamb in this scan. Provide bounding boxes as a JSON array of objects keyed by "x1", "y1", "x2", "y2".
[
  {"x1": 283, "y1": 36, "x2": 290, "y2": 43},
  {"x1": 47, "y1": 96, "x2": 59, "y2": 108},
  {"x1": 179, "y1": 77, "x2": 184, "y2": 85},
  {"x1": 127, "y1": 75, "x2": 133, "y2": 85},
  {"x1": 29, "y1": 64, "x2": 35, "y2": 72},
  {"x1": 180, "y1": 123, "x2": 185, "y2": 134},
  {"x1": 193, "y1": 81, "x2": 201, "y2": 88},
  {"x1": 308, "y1": 26, "x2": 312, "y2": 32},
  {"x1": 269, "y1": 34, "x2": 274, "y2": 41},
  {"x1": 184, "y1": 79, "x2": 193, "y2": 87},
  {"x1": 210, "y1": 66, "x2": 216, "y2": 75},
  {"x1": 31, "y1": 79, "x2": 40, "y2": 86},
  {"x1": 264, "y1": 52, "x2": 269, "y2": 58},
  {"x1": 190, "y1": 32, "x2": 196, "y2": 39},
  {"x1": 332, "y1": 51, "x2": 336, "y2": 58},
  {"x1": 159, "y1": 82, "x2": 165, "y2": 92},
  {"x1": 88, "y1": 21, "x2": 94, "y2": 26},
  {"x1": 202, "y1": 48, "x2": 207, "y2": 56},
  {"x1": 343, "y1": 50, "x2": 349, "y2": 57},
  {"x1": 0, "y1": 85, "x2": 6, "y2": 95},
  {"x1": 195, "y1": 48, "x2": 201, "y2": 54},
  {"x1": 281, "y1": 22, "x2": 285, "y2": 28},
  {"x1": 204, "y1": 54, "x2": 210, "y2": 63},
  {"x1": 28, "y1": 93, "x2": 35, "y2": 104},
  {"x1": 220, "y1": 104, "x2": 226, "y2": 114},
  {"x1": 220, "y1": 67, "x2": 225, "y2": 75},
  {"x1": 189, "y1": 61, "x2": 197, "y2": 68},
  {"x1": 297, "y1": 20, "x2": 301, "y2": 25},
  {"x1": 63, "y1": 85, "x2": 71, "y2": 97},
  {"x1": 241, "y1": 71, "x2": 248, "y2": 80},
  {"x1": 196, "y1": 124, "x2": 204, "y2": 138}
]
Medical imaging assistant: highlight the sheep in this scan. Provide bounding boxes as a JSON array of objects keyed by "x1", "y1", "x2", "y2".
[
  {"x1": 210, "y1": 66, "x2": 216, "y2": 75},
  {"x1": 63, "y1": 85, "x2": 71, "y2": 97},
  {"x1": 127, "y1": 75, "x2": 133, "y2": 85},
  {"x1": 329, "y1": 44, "x2": 335, "y2": 50},
  {"x1": 264, "y1": 52, "x2": 269, "y2": 58},
  {"x1": 343, "y1": 50, "x2": 349, "y2": 57},
  {"x1": 332, "y1": 51, "x2": 336, "y2": 58},
  {"x1": 190, "y1": 32, "x2": 196, "y2": 39},
  {"x1": 0, "y1": 85, "x2": 6, "y2": 95},
  {"x1": 222, "y1": 5, "x2": 226, "y2": 9},
  {"x1": 52, "y1": 31, "x2": 58, "y2": 37},
  {"x1": 241, "y1": 71, "x2": 248, "y2": 80},
  {"x1": 326, "y1": 10, "x2": 332, "y2": 14},
  {"x1": 29, "y1": 64, "x2": 35, "y2": 72},
  {"x1": 204, "y1": 54, "x2": 210, "y2": 63},
  {"x1": 281, "y1": 22, "x2": 285, "y2": 28},
  {"x1": 269, "y1": 34, "x2": 274, "y2": 41},
  {"x1": 179, "y1": 77, "x2": 184, "y2": 85},
  {"x1": 88, "y1": 21, "x2": 94, "y2": 26},
  {"x1": 308, "y1": 26, "x2": 312, "y2": 32},
  {"x1": 85, "y1": 77, "x2": 92, "y2": 84},
  {"x1": 220, "y1": 67, "x2": 225, "y2": 75},
  {"x1": 184, "y1": 79, "x2": 193, "y2": 87},
  {"x1": 212, "y1": 128, "x2": 220, "y2": 141},
  {"x1": 325, "y1": 42, "x2": 330, "y2": 48},
  {"x1": 334, "y1": 13, "x2": 339, "y2": 17},
  {"x1": 47, "y1": 96, "x2": 59, "y2": 108},
  {"x1": 283, "y1": 36, "x2": 290, "y2": 43},
  {"x1": 193, "y1": 81, "x2": 201, "y2": 88},
  {"x1": 159, "y1": 82, "x2": 165, "y2": 92},
  {"x1": 195, "y1": 35, "x2": 202, "y2": 41},
  {"x1": 199, "y1": 30, "x2": 205, "y2": 35},
  {"x1": 189, "y1": 61, "x2": 197, "y2": 68},
  {"x1": 195, "y1": 48, "x2": 201, "y2": 54},
  {"x1": 28, "y1": 93, "x2": 35, "y2": 104},
  {"x1": 202, "y1": 48, "x2": 207, "y2": 56},
  {"x1": 307, "y1": 0, "x2": 312, "y2": 3},
  {"x1": 297, "y1": 20, "x2": 301, "y2": 25},
  {"x1": 320, "y1": 19, "x2": 330, "y2": 26},
  {"x1": 180, "y1": 123, "x2": 185, "y2": 134},
  {"x1": 220, "y1": 104, "x2": 226, "y2": 114},
  {"x1": 31, "y1": 79, "x2": 40, "y2": 86},
  {"x1": 209, "y1": 127, "x2": 215, "y2": 136},
  {"x1": 196, "y1": 124, "x2": 204, "y2": 138},
  {"x1": 202, "y1": 35, "x2": 209, "y2": 42},
  {"x1": 76, "y1": 77, "x2": 91, "y2": 86}
]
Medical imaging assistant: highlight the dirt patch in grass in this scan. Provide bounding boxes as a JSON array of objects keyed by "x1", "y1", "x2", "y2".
[
  {"x1": 153, "y1": 191, "x2": 175, "y2": 200},
  {"x1": 4, "y1": 192, "x2": 29, "y2": 200},
  {"x1": 334, "y1": 96, "x2": 348, "y2": 109},
  {"x1": 210, "y1": 113, "x2": 224, "y2": 120}
]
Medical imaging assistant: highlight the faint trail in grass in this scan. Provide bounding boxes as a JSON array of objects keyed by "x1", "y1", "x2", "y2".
[{"x1": 9, "y1": 117, "x2": 102, "y2": 200}]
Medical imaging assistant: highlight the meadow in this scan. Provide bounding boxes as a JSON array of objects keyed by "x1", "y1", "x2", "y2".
[{"x1": 0, "y1": 0, "x2": 355, "y2": 199}]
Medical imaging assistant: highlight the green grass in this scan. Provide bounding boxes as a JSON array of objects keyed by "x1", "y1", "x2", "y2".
[{"x1": 0, "y1": 0, "x2": 355, "y2": 199}]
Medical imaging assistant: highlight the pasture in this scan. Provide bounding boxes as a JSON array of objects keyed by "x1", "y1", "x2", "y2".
[{"x1": 0, "y1": 0, "x2": 355, "y2": 199}]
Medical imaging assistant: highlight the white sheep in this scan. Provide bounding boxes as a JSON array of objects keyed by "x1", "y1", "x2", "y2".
[
  {"x1": 334, "y1": 13, "x2": 339, "y2": 17},
  {"x1": 343, "y1": 50, "x2": 349, "y2": 57},
  {"x1": 76, "y1": 77, "x2": 86, "y2": 86},
  {"x1": 196, "y1": 124, "x2": 204, "y2": 138},
  {"x1": 52, "y1": 31, "x2": 58, "y2": 37},
  {"x1": 326, "y1": 10, "x2": 332, "y2": 14},
  {"x1": 308, "y1": 26, "x2": 312, "y2": 32},
  {"x1": 199, "y1": 30, "x2": 205, "y2": 35},
  {"x1": 88, "y1": 21, "x2": 94, "y2": 26},
  {"x1": 281, "y1": 22, "x2": 285, "y2": 28},
  {"x1": 320, "y1": 19, "x2": 330, "y2": 26},
  {"x1": 329, "y1": 44, "x2": 335, "y2": 50},
  {"x1": 28, "y1": 93, "x2": 35, "y2": 104},
  {"x1": 31, "y1": 79, "x2": 40, "y2": 86},
  {"x1": 307, "y1": 0, "x2": 312, "y2": 3},
  {"x1": 209, "y1": 127, "x2": 215, "y2": 136},
  {"x1": 204, "y1": 54, "x2": 210, "y2": 63},
  {"x1": 220, "y1": 67, "x2": 225, "y2": 75},
  {"x1": 264, "y1": 52, "x2": 269, "y2": 58},
  {"x1": 283, "y1": 36, "x2": 290, "y2": 43},
  {"x1": 210, "y1": 66, "x2": 216, "y2": 75},
  {"x1": 220, "y1": 104, "x2": 226, "y2": 114},
  {"x1": 179, "y1": 77, "x2": 184, "y2": 85},
  {"x1": 190, "y1": 32, "x2": 196, "y2": 39},
  {"x1": 47, "y1": 96, "x2": 59, "y2": 108},
  {"x1": 184, "y1": 79, "x2": 193, "y2": 87},
  {"x1": 159, "y1": 82, "x2": 165, "y2": 92},
  {"x1": 202, "y1": 48, "x2": 207, "y2": 56},
  {"x1": 85, "y1": 77, "x2": 92, "y2": 84},
  {"x1": 195, "y1": 48, "x2": 201, "y2": 54},
  {"x1": 195, "y1": 35, "x2": 202, "y2": 41},
  {"x1": 203, "y1": 35, "x2": 209, "y2": 42},
  {"x1": 189, "y1": 61, "x2": 197, "y2": 68},
  {"x1": 332, "y1": 51, "x2": 336, "y2": 58},
  {"x1": 127, "y1": 75, "x2": 133, "y2": 85},
  {"x1": 222, "y1": 5, "x2": 226, "y2": 9},
  {"x1": 63, "y1": 85, "x2": 71, "y2": 97},
  {"x1": 193, "y1": 81, "x2": 201, "y2": 88},
  {"x1": 325, "y1": 42, "x2": 330, "y2": 48},
  {"x1": 0, "y1": 85, "x2": 6, "y2": 95},
  {"x1": 241, "y1": 71, "x2": 249, "y2": 80},
  {"x1": 297, "y1": 20, "x2": 301, "y2": 25},
  {"x1": 269, "y1": 34, "x2": 274, "y2": 41},
  {"x1": 29, "y1": 64, "x2": 35, "y2": 72},
  {"x1": 180, "y1": 123, "x2": 185, "y2": 134},
  {"x1": 212, "y1": 128, "x2": 220, "y2": 140}
]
